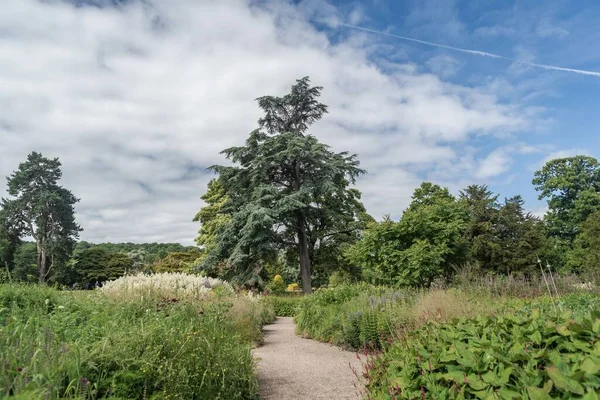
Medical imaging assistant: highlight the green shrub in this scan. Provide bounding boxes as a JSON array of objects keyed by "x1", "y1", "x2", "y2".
[
  {"x1": 263, "y1": 295, "x2": 303, "y2": 317},
  {"x1": 365, "y1": 309, "x2": 600, "y2": 399},
  {"x1": 295, "y1": 284, "x2": 415, "y2": 349},
  {"x1": 0, "y1": 284, "x2": 265, "y2": 399}
]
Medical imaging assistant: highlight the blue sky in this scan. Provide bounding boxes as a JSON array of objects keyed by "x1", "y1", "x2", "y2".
[
  {"x1": 0, "y1": 0, "x2": 598, "y2": 243},
  {"x1": 324, "y1": 0, "x2": 600, "y2": 209}
]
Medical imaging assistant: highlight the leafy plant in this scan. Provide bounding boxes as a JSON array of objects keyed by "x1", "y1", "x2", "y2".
[{"x1": 365, "y1": 308, "x2": 600, "y2": 399}]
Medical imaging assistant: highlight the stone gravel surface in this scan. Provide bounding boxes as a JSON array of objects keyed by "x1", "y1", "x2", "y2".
[{"x1": 254, "y1": 317, "x2": 364, "y2": 400}]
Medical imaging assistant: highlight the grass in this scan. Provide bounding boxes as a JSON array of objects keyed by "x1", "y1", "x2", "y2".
[{"x1": 0, "y1": 281, "x2": 274, "y2": 399}]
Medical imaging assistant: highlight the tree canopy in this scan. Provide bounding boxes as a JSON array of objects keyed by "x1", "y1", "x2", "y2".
[
  {"x1": 1, "y1": 152, "x2": 81, "y2": 282},
  {"x1": 346, "y1": 182, "x2": 468, "y2": 286},
  {"x1": 200, "y1": 77, "x2": 366, "y2": 293},
  {"x1": 533, "y1": 155, "x2": 600, "y2": 241}
]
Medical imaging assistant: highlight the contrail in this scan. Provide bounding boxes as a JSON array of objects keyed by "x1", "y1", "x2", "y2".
[{"x1": 339, "y1": 23, "x2": 600, "y2": 78}]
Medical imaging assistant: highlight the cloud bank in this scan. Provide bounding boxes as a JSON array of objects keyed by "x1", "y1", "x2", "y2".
[{"x1": 0, "y1": 0, "x2": 534, "y2": 244}]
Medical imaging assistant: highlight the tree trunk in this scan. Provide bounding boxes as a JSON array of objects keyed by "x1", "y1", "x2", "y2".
[
  {"x1": 36, "y1": 241, "x2": 47, "y2": 284},
  {"x1": 297, "y1": 215, "x2": 312, "y2": 294}
]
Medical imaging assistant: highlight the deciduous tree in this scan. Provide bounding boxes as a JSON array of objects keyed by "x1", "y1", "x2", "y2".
[
  {"x1": 533, "y1": 155, "x2": 600, "y2": 241},
  {"x1": 346, "y1": 183, "x2": 468, "y2": 286}
]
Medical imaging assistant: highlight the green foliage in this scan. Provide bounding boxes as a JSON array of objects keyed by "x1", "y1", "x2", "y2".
[
  {"x1": 74, "y1": 242, "x2": 197, "y2": 265},
  {"x1": 53, "y1": 247, "x2": 134, "y2": 287},
  {"x1": 1, "y1": 152, "x2": 81, "y2": 283},
  {"x1": 459, "y1": 186, "x2": 547, "y2": 275},
  {"x1": 365, "y1": 306, "x2": 600, "y2": 399},
  {"x1": 533, "y1": 155, "x2": 600, "y2": 243},
  {"x1": 263, "y1": 295, "x2": 303, "y2": 317},
  {"x1": 150, "y1": 248, "x2": 204, "y2": 273},
  {"x1": 493, "y1": 196, "x2": 547, "y2": 275},
  {"x1": 459, "y1": 185, "x2": 500, "y2": 269},
  {"x1": 12, "y1": 243, "x2": 38, "y2": 283},
  {"x1": 566, "y1": 210, "x2": 600, "y2": 274},
  {"x1": 295, "y1": 284, "x2": 415, "y2": 349},
  {"x1": 0, "y1": 284, "x2": 270, "y2": 399},
  {"x1": 328, "y1": 269, "x2": 355, "y2": 287},
  {"x1": 346, "y1": 183, "x2": 467, "y2": 286},
  {"x1": 193, "y1": 178, "x2": 231, "y2": 256},
  {"x1": 265, "y1": 274, "x2": 286, "y2": 294},
  {"x1": 0, "y1": 220, "x2": 20, "y2": 272},
  {"x1": 204, "y1": 77, "x2": 367, "y2": 293}
]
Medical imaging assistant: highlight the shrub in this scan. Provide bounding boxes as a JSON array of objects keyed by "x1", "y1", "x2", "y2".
[
  {"x1": 295, "y1": 284, "x2": 415, "y2": 349},
  {"x1": 328, "y1": 270, "x2": 353, "y2": 287},
  {"x1": 364, "y1": 308, "x2": 600, "y2": 399},
  {"x1": 263, "y1": 295, "x2": 303, "y2": 317},
  {"x1": 265, "y1": 274, "x2": 286, "y2": 294},
  {"x1": 286, "y1": 283, "x2": 299, "y2": 292}
]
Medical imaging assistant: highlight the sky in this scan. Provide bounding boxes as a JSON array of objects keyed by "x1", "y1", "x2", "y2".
[{"x1": 1, "y1": 0, "x2": 599, "y2": 245}]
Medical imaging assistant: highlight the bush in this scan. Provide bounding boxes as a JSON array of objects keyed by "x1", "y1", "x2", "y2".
[
  {"x1": 265, "y1": 274, "x2": 286, "y2": 294},
  {"x1": 364, "y1": 308, "x2": 600, "y2": 399},
  {"x1": 263, "y1": 295, "x2": 303, "y2": 317},
  {"x1": 295, "y1": 284, "x2": 416, "y2": 349},
  {"x1": 0, "y1": 283, "x2": 265, "y2": 399}
]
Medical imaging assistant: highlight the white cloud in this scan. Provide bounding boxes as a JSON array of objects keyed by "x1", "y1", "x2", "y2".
[
  {"x1": 474, "y1": 148, "x2": 513, "y2": 180},
  {"x1": 539, "y1": 149, "x2": 592, "y2": 166},
  {"x1": 474, "y1": 25, "x2": 516, "y2": 37},
  {"x1": 426, "y1": 54, "x2": 463, "y2": 78},
  {"x1": 0, "y1": 0, "x2": 535, "y2": 244},
  {"x1": 536, "y1": 17, "x2": 569, "y2": 38}
]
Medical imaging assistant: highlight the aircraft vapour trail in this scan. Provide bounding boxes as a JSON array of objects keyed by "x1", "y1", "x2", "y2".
[{"x1": 339, "y1": 23, "x2": 600, "y2": 78}]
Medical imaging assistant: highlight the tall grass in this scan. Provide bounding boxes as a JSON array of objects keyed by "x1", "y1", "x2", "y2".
[
  {"x1": 99, "y1": 272, "x2": 233, "y2": 301},
  {"x1": 0, "y1": 282, "x2": 272, "y2": 399},
  {"x1": 451, "y1": 266, "x2": 599, "y2": 298}
]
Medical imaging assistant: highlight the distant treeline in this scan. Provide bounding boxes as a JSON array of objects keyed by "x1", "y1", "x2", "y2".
[
  {"x1": 74, "y1": 241, "x2": 198, "y2": 262},
  {"x1": 0, "y1": 240, "x2": 202, "y2": 288}
]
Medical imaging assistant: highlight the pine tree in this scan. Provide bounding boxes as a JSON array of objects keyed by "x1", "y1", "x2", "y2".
[{"x1": 1, "y1": 152, "x2": 81, "y2": 282}]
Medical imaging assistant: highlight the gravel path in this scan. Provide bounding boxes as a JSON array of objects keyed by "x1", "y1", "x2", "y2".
[{"x1": 254, "y1": 317, "x2": 364, "y2": 400}]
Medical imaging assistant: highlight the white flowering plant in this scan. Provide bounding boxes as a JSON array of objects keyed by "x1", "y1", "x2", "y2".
[{"x1": 99, "y1": 272, "x2": 233, "y2": 301}]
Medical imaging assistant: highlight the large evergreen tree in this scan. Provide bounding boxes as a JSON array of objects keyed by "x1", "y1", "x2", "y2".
[
  {"x1": 203, "y1": 77, "x2": 365, "y2": 293},
  {"x1": 459, "y1": 184, "x2": 500, "y2": 270},
  {"x1": 493, "y1": 196, "x2": 546, "y2": 274},
  {"x1": 1, "y1": 152, "x2": 81, "y2": 283}
]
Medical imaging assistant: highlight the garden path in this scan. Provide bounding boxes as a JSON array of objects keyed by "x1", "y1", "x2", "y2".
[{"x1": 254, "y1": 317, "x2": 363, "y2": 400}]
